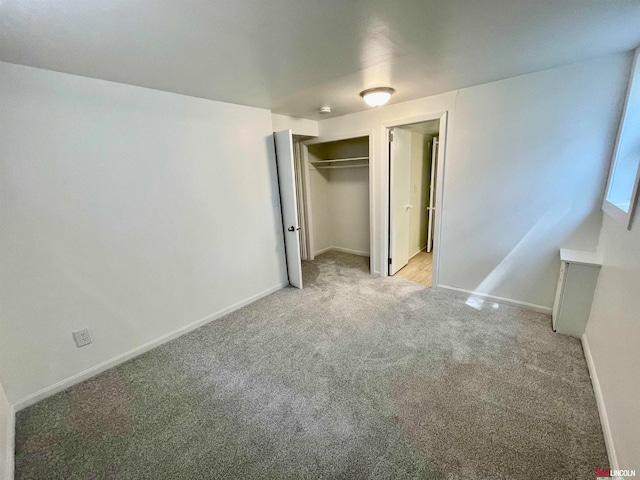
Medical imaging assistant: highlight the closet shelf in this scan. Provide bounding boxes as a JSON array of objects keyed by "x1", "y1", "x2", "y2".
[
  {"x1": 314, "y1": 164, "x2": 369, "y2": 170},
  {"x1": 311, "y1": 156, "x2": 369, "y2": 164},
  {"x1": 311, "y1": 156, "x2": 369, "y2": 170}
]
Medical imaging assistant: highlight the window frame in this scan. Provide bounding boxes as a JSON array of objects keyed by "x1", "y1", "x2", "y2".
[{"x1": 603, "y1": 46, "x2": 640, "y2": 230}]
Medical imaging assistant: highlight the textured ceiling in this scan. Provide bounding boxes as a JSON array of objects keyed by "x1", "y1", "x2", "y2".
[{"x1": 1, "y1": 0, "x2": 640, "y2": 119}]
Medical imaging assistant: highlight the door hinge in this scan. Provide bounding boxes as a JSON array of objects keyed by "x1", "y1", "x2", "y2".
[
  {"x1": 388, "y1": 257, "x2": 392, "y2": 265},
  {"x1": 388, "y1": 130, "x2": 394, "y2": 142}
]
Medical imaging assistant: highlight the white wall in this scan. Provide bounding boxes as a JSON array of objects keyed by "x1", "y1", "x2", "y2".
[
  {"x1": 308, "y1": 166, "x2": 370, "y2": 257},
  {"x1": 271, "y1": 114, "x2": 318, "y2": 137},
  {"x1": 0, "y1": 62, "x2": 288, "y2": 404},
  {"x1": 327, "y1": 168, "x2": 370, "y2": 255},
  {"x1": 0, "y1": 380, "x2": 13, "y2": 480},
  {"x1": 584, "y1": 212, "x2": 640, "y2": 471},
  {"x1": 409, "y1": 132, "x2": 429, "y2": 257},
  {"x1": 319, "y1": 52, "x2": 631, "y2": 308},
  {"x1": 308, "y1": 165, "x2": 333, "y2": 254}
]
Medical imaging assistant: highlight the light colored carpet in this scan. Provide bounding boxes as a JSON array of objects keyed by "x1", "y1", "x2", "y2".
[{"x1": 15, "y1": 251, "x2": 608, "y2": 479}]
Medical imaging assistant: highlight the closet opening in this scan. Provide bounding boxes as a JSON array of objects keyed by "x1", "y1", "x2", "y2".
[
  {"x1": 291, "y1": 134, "x2": 316, "y2": 263},
  {"x1": 301, "y1": 134, "x2": 373, "y2": 277},
  {"x1": 388, "y1": 119, "x2": 441, "y2": 287}
]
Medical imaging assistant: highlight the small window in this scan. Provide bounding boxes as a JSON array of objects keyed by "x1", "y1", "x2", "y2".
[{"x1": 603, "y1": 47, "x2": 640, "y2": 229}]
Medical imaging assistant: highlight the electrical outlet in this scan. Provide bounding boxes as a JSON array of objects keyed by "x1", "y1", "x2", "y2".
[{"x1": 73, "y1": 328, "x2": 92, "y2": 347}]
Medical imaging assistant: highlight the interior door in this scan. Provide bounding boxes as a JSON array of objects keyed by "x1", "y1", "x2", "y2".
[
  {"x1": 426, "y1": 137, "x2": 438, "y2": 253},
  {"x1": 389, "y1": 128, "x2": 412, "y2": 275},
  {"x1": 274, "y1": 129, "x2": 303, "y2": 288}
]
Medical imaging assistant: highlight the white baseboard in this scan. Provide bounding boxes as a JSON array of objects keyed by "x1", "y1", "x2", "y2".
[
  {"x1": 409, "y1": 245, "x2": 427, "y2": 260},
  {"x1": 5, "y1": 405, "x2": 14, "y2": 480},
  {"x1": 1, "y1": 400, "x2": 14, "y2": 480},
  {"x1": 313, "y1": 246, "x2": 334, "y2": 256},
  {"x1": 314, "y1": 246, "x2": 370, "y2": 257},
  {"x1": 436, "y1": 284, "x2": 552, "y2": 314},
  {"x1": 13, "y1": 281, "x2": 289, "y2": 412},
  {"x1": 581, "y1": 333, "x2": 619, "y2": 471},
  {"x1": 330, "y1": 246, "x2": 370, "y2": 257}
]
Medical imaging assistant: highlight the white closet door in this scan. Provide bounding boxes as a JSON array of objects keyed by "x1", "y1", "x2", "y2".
[
  {"x1": 389, "y1": 128, "x2": 412, "y2": 275},
  {"x1": 274, "y1": 129, "x2": 303, "y2": 289},
  {"x1": 426, "y1": 137, "x2": 438, "y2": 253}
]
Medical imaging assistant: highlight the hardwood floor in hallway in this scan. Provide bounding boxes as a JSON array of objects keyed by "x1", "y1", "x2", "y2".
[{"x1": 393, "y1": 250, "x2": 432, "y2": 286}]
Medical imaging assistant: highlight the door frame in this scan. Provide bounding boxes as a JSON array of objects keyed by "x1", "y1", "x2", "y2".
[
  {"x1": 301, "y1": 129, "x2": 375, "y2": 269},
  {"x1": 381, "y1": 112, "x2": 448, "y2": 287}
]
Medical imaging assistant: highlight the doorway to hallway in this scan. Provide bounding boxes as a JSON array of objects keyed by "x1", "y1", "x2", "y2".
[{"x1": 388, "y1": 119, "x2": 440, "y2": 287}]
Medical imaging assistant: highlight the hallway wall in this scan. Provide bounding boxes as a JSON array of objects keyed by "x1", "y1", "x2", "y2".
[{"x1": 409, "y1": 132, "x2": 430, "y2": 257}]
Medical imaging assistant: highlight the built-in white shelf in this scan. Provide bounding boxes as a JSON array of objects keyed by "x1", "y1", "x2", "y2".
[
  {"x1": 311, "y1": 156, "x2": 369, "y2": 170},
  {"x1": 314, "y1": 164, "x2": 369, "y2": 170},
  {"x1": 553, "y1": 249, "x2": 602, "y2": 337},
  {"x1": 559, "y1": 248, "x2": 602, "y2": 266},
  {"x1": 312, "y1": 156, "x2": 369, "y2": 164}
]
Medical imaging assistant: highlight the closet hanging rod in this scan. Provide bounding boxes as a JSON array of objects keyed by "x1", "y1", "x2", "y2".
[
  {"x1": 312, "y1": 156, "x2": 369, "y2": 164},
  {"x1": 314, "y1": 164, "x2": 369, "y2": 170}
]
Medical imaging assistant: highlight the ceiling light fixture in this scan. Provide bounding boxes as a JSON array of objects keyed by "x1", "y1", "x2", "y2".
[
  {"x1": 360, "y1": 87, "x2": 395, "y2": 107},
  {"x1": 318, "y1": 106, "x2": 331, "y2": 114}
]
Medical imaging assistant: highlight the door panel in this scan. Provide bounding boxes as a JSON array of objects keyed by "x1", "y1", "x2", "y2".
[
  {"x1": 389, "y1": 128, "x2": 412, "y2": 275},
  {"x1": 426, "y1": 137, "x2": 438, "y2": 253},
  {"x1": 274, "y1": 129, "x2": 303, "y2": 288}
]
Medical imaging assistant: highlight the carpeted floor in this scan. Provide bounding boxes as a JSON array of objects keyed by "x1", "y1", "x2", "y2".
[{"x1": 15, "y1": 251, "x2": 608, "y2": 479}]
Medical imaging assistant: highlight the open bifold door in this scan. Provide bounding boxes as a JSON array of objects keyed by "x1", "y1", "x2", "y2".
[{"x1": 274, "y1": 129, "x2": 303, "y2": 288}]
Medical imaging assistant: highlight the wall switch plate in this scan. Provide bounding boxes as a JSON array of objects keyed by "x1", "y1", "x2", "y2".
[{"x1": 73, "y1": 328, "x2": 93, "y2": 347}]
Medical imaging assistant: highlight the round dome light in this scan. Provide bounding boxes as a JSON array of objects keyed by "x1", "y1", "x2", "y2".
[{"x1": 360, "y1": 87, "x2": 395, "y2": 107}]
